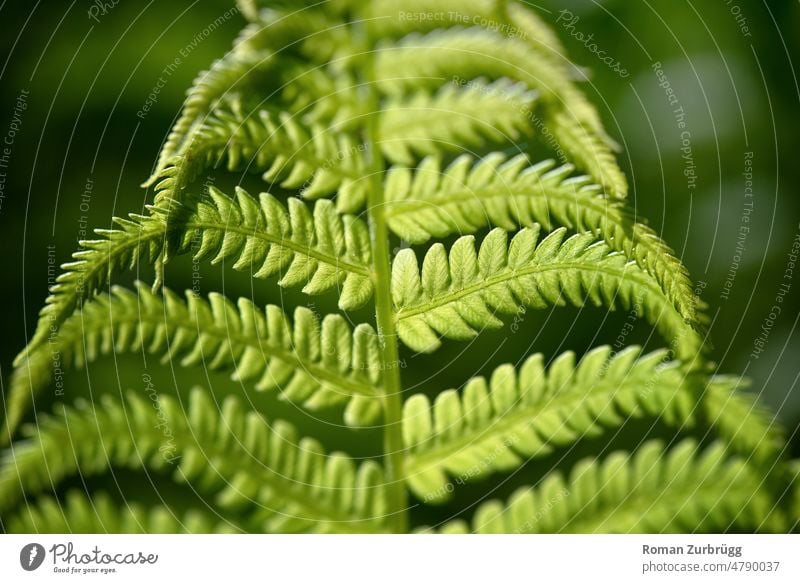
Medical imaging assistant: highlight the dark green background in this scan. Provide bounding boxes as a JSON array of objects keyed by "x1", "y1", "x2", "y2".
[{"x1": 1, "y1": 0, "x2": 799, "y2": 523}]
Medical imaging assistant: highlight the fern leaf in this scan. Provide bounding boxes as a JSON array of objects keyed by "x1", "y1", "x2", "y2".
[
  {"x1": 280, "y1": 65, "x2": 367, "y2": 128},
  {"x1": 378, "y1": 79, "x2": 536, "y2": 165},
  {"x1": 403, "y1": 352, "x2": 783, "y2": 503},
  {"x1": 373, "y1": 27, "x2": 566, "y2": 100},
  {"x1": 8, "y1": 0, "x2": 790, "y2": 536},
  {"x1": 186, "y1": 186, "x2": 374, "y2": 309},
  {"x1": 504, "y1": 2, "x2": 568, "y2": 62},
  {"x1": 705, "y1": 376, "x2": 785, "y2": 462},
  {"x1": 6, "y1": 491, "x2": 240, "y2": 533},
  {"x1": 147, "y1": 50, "x2": 274, "y2": 185},
  {"x1": 360, "y1": 0, "x2": 582, "y2": 134},
  {"x1": 402, "y1": 346, "x2": 698, "y2": 502},
  {"x1": 197, "y1": 104, "x2": 371, "y2": 212},
  {"x1": 359, "y1": 0, "x2": 568, "y2": 71},
  {"x1": 437, "y1": 440, "x2": 785, "y2": 533},
  {"x1": 372, "y1": 27, "x2": 626, "y2": 195},
  {"x1": 12, "y1": 201, "x2": 172, "y2": 367},
  {"x1": 500, "y1": 3, "x2": 611, "y2": 143},
  {"x1": 3, "y1": 336, "x2": 62, "y2": 444},
  {"x1": 391, "y1": 227, "x2": 701, "y2": 359},
  {"x1": 385, "y1": 154, "x2": 696, "y2": 322},
  {"x1": 548, "y1": 109, "x2": 628, "y2": 200},
  {"x1": 0, "y1": 389, "x2": 390, "y2": 533},
  {"x1": 145, "y1": 158, "x2": 210, "y2": 276},
  {"x1": 360, "y1": 0, "x2": 601, "y2": 139},
  {"x1": 5, "y1": 282, "x2": 383, "y2": 440}
]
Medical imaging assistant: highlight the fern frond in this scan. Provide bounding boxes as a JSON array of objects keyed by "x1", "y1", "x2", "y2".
[
  {"x1": 12, "y1": 201, "x2": 173, "y2": 367},
  {"x1": 148, "y1": 50, "x2": 274, "y2": 185},
  {"x1": 500, "y1": 3, "x2": 611, "y2": 143},
  {"x1": 372, "y1": 27, "x2": 626, "y2": 195},
  {"x1": 504, "y1": 2, "x2": 568, "y2": 62},
  {"x1": 391, "y1": 227, "x2": 701, "y2": 359},
  {"x1": 359, "y1": 1, "x2": 568, "y2": 70},
  {"x1": 359, "y1": 0, "x2": 602, "y2": 139},
  {"x1": 402, "y1": 352, "x2": 784, "y2": 503},
  {"x1": 9, "y1": 0, "x2": 789, "y2": 536},
  {"x1": 280, "y1": 65, "x2": 367, "y2": 128},
  {"x1": 361, "y1": 1, "x2": 578, "y2": 137},
  {"x1": 5, "y1": 282, "x2": 383, "y2": 439},
  {"x1": 185, "y1": 186, "x2": 374, "y2": 309},
  {"x1": 378, "y1": 79, "x2": 536, "y2": 165},
  {"x1": 705, "y1": 376, "x2": 785, "y2": 462},
  {"x1": 548, "y1": 109, "x2": 628, "y2": 200},
  {"x1": 373, "y1": 27, "x2": 565, "y2": 100},
  {"x1": 402, "y1": 346, "x2": 697, "y2": 502},
  {"x1": 197, "y1": 104, "x2": 371, "y2": 212},
  {"x1": 6, "y1": 491, "x2": 240, "y2": 533},
  {"x1": 3, "y1": 338, "x2": 54, "y2": 444},
  {"x1": 437, "y1": 440, "x2": 785, "y2": 533},
  {"x1": 0, "y1": 389, "x2": 390, "y2": 533},
  {"x1": 384, "y1": 154, "x2": 696, "y2": 322}
]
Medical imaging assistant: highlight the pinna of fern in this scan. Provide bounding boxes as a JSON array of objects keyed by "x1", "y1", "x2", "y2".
[{"x1": 2, "y1": 0, "x2": 797, "y2": 534}]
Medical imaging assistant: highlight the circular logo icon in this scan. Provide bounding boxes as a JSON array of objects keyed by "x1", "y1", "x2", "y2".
[{"x1": 19, "y1": 543, "x2": 46, "y2": 571}]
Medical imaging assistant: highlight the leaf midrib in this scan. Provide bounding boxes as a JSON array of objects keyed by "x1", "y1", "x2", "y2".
[
  {"x1": 36, "y1": 294, "x2": 379, "y2": 399},
  {"x1": 117, "y1": 310, "x2": 380, "y2": 398},
  {"x1": 406, "y1": 372, "x2": 674, "y2": 471},
  {"x1": 188, "y1": 219, "x2": 372, "y2": 277},
  {"x1": 384, "y1": 179, "x2": 698, "y2": 325},
  {"x1": 33, "y1": 225, "x2": 168, "y2": 337},
  {"x1": 395, "y1": 259, "x2": 662, "y2": 320},
  {"x1": 383, "y1": 180, "x2": 598, "y2": 218}
]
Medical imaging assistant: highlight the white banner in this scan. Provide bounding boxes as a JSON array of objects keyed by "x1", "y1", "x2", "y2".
[{"x1": 1, "y1": 534, "x2": 798, "y2": 582}]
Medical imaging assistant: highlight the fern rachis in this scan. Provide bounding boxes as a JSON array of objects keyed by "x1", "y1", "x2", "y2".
[{"x1": 1, "y1": 0, "x2": 795, "y2": 535}]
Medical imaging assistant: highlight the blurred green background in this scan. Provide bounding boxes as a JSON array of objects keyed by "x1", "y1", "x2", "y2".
[{"x1": 1, "y1": 0, "x2": 799, "y2": 524}]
